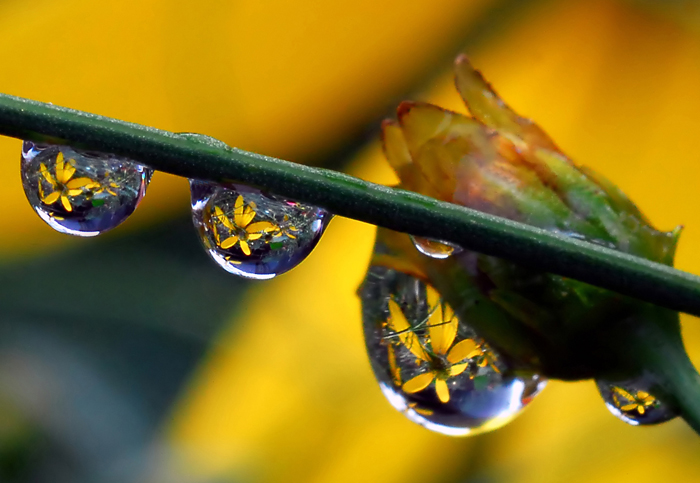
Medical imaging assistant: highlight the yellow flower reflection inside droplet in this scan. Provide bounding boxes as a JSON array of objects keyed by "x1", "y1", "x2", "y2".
[
  {"x1": 211, "y1": 195, "x2": 277, "y2": 256},
  {"x1": 387, "y1": 290, "x2": 480, "y2": 404},
  {"x1": 612, "y1": 387, "x2": 657, "y2": 415},
  {"x1": 38, "y1": 152, "x2": 97, "y2": 212}
]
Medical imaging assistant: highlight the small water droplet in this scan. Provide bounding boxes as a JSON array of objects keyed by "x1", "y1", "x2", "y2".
[
  {"x1": 190, "y1": 180, "x2": 332, "y2": 279},
  {"x1": 21, "y1": 142, "x2": 153, "y2": 237},
  {"x1": 411, "y1": 236, "x2": 463, "y2": 259},
  {"x1": 178, "y1": 132, "x2": 229, "y2": 150},
  {"x1": 360, "y1": 266, "x2": 546, "y2": 436},
  {"x1": 596, "y1": 378, "x2": 677, "y2": 425}
]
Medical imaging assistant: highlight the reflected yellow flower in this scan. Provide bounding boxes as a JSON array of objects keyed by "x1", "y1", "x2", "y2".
[
  {"x1": 274, "y1": 214, "x2": 299, "y2": 239},
  {"x1": 612, "y1": 387, "x2": 657, "y2": 415},
  {"x1": 388, "y1": 296, "x2": 477, "y2": 403},
  {"x1": 38, "y1": 153, "x2": 96, "y2": 212},
  {"x1": 213, "y1": 195, "x2": 277, "y2": 256},
  {"x1": 470, "y1": 340, "x2": 501, "y2": 375}
]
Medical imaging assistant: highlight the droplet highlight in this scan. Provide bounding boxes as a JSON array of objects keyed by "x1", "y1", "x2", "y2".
[
  {"x1": 190, "y1": 180, "x2": 332, "y2": 279},
  {"x1": 411, "y1": 236, "x2": 463, "y2": 259},
  {"x1": 360, "y1": 266, "x2": 546, "y2": 436},
  {"x1": 596, "y1": 378, "x2": 677, "y2": 425},
  {"x1": 21, "y1": 142, "x2": 153, "y2": 236}
]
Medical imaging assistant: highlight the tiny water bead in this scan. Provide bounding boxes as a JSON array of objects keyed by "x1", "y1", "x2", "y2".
[
  {"x1": 360, "y1": 266, "x2": 546, "y2": 436},
  {"x1": 596, "y1": 378, "x2": 677, "y2": 425},
  {"x1": 177, "y1": 132, "x2": 230, "y2": 150},
  {"x1": 21, "y1": 142, "x2": 153, "y2": 236},
  {"x1": 190, "y1": 180, "x2": 332, "y2": 279},
  {"x1": 410, "y1": 236, "x2": 463, "y2": 259}
]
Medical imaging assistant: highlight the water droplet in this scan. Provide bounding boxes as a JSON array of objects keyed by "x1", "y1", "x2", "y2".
[
  {"x1": 178, "y1": 132, "x2": 230, "y2": 150},
  {"x1": 596, "y1": 378, "x2": 677, "y2": 425},
  {"x1": 411, "y1": 236, "x2": 463, "y2": 259},
  {"x1": 190, "y1": 180, "x2": 332, "y2": 279},
  {"x1": 360, "y1": 266, "x2": 546, "y2": 436},
  {"x1": 21, "y1": 142, "x2": 153, "y2": 237}
]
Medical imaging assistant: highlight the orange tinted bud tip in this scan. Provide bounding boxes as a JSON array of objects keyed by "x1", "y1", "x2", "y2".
[{"x1": 396, "y1": 101, "x2": 418, "y2": 121}]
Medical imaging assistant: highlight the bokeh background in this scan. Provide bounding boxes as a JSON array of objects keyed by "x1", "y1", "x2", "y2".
[{"x1": 1, "y1": 0, "x2": 700, "y2": 481}]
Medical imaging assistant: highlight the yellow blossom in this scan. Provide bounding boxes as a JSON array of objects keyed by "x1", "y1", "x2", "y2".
[
  {"x1": 612, "y1": 387, "x2": 657, "y2": 415},
  {"x1": 211, "y1": 195, "x2": 277, "y2": 256},
  {"x1": 38, "y1": 152, "x2": 96, "y2": 212},
  {"x1": 388, "y1": 290, "x2": 478, "y2": 404}
]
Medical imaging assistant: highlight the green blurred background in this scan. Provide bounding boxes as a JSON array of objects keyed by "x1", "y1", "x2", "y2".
[{"x1": 2, "y1": 0, "x2": 700, "y2": 481}]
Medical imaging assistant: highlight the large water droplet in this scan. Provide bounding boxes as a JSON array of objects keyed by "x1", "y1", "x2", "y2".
[
  {"x1": 21, "y1": 142, "x2": 153, "y2": 236},
  {"x1": 360, "y1": 266, "x2": 546, "y2": 436},
  {"x1": 596, "y1": 378, "x2": 677, "y2": 425},
  {"x1": 190, "y1": 180, "x2": 332, "y2": 279},
  {"x1": 411, "y1": 236, "x2": 463, "y2": 259}
]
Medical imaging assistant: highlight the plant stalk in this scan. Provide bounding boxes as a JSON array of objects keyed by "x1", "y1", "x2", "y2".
[{"x1": 1, "y1": 93, "x2": 700, "y2": 319}]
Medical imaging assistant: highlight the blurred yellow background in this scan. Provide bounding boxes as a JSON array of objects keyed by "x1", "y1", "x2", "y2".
[{"x1": 1, "y1": 0, "x2": 700, "y2": 482}]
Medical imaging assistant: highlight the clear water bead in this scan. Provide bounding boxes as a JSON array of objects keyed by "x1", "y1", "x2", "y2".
[
  {"x1": 360, "y1": 266, "x2": 546, "y2": 436},
  {"x1": 411, "y1": 236, "x2": 463, "y2": 259},
  {"x1": 596, "y1": 378, "x2": 677, "y2": 425},
  {"x1": 178, "y1": 132, "x2": 230, "y2": 150},
  {"x1": 190, "y1": 180, "x2": 332, "y2": 279},
  {"x1": 21, "y1": 142, "x2": 153, "y2": 236}
]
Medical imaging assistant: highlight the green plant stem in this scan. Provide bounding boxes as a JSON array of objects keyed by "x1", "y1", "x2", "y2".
[
  {"x1": 1, "y1": 92, "x2": 700, "y2": 318},
  {"x1": 624, "y1": 311, "x2": 700, "y2": 432}
]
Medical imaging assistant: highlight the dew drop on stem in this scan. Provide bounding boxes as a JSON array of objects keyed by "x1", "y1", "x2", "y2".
[
  {"x1": 596, "y1": 378, "x2": 677, "y2": 425},
  {"x1": 360, "y1": 266, "x2": 546, "y2": 436},
  {"x1": 190, "y1": 180, "x2": 332, "y2": 280},
  {"x1": 411, "y1": 236, "x2": 463, "y2": 259},
  {"x1": 21, "y1": 141, "x2": 153, "y2": 236}
]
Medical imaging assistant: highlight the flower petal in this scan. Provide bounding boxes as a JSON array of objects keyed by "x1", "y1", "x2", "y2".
[
  {"x1": 613, "y1": 387, "x2": 634, "y2": 402},
  {"x1": 449, "y1": 363, "x2": 468, "y2": 376},
  {"x1": 220, "y1": 236, "x2": 239, "y2": 249},
  {"x1": 40, "y1": 163, "x2": 56, "y2": 186},
  {"x1": 454, "y1": 54, "x2": 556, "y2": 152},
  {"x1": 402, "y1": 372, "x2": 434, "y2": 394},
  {"x1": 214, "y1": 206, "x2": 235, "y2": 231},
  {"x1": 387, "y1": 345, "x2": 401, "y2": 385},
  {"x1": 43, "y1": 191, "x2": 60, "y2": 205},
  {"x1": 61, "y1": 195, "x2": 72, "y2": 212},
  {"x1": 66, "y1": 177, "x2": 96, "y2": 189},
  {"x1": 60, "y1": 163, "x2": 77, "y2": 184},
  {"x1": 239, "y1": 240, "x2": 251, "y2": 256},
  {"x1": 388, "y1": 299, "x2": 429, "y2": 361},
  {"x1": 446, "y1": 338, "x2": 478, "y2": 364},
  {"x1": 234, "y1": 195, "x2": 244, "y2": 213},
  {"x1": 435, "y1": 379, "x2": 450, "y2": 403},
  {"x1": 427, "y1": 287, "x2": 458, "y2": 356},
  {"x1": 247, "y1": 221, "x2": 277, "y2": 234},
  {"x1": 240, "y1": 208, "x2": 256, "y2": 228},
  {"x1": 54, "y1": 152, "x2": 65, "y2": 182}
]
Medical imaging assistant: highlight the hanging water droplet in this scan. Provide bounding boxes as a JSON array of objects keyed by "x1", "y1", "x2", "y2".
[
  {"x1": 21, "y1": 142, "x2": 153, "y2": 237},
  {"x1": 190, "y1": 180, "x2": 332, "y2": 279},
  {"x1": 596, "y1": 378, "x2": 677, "y2": 425},
  {"x1": 411, "y1": 236, "x2": 463, "y2": 259},
  {"x1": 360, "y1": 266, "x2": 546, "y2": 436}
]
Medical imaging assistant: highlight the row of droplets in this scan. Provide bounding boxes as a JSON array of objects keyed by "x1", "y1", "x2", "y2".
[
  {"x1": 20, "y1": 139, "x2": 676, "y2": 433},
  {"x1": 21, "y1": 138, "x2": 331, "y2": 280}
]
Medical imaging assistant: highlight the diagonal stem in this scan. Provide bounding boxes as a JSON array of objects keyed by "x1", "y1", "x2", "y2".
[{"x1": 1, "y1": 92, "x2": 700, "y2": 318}]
